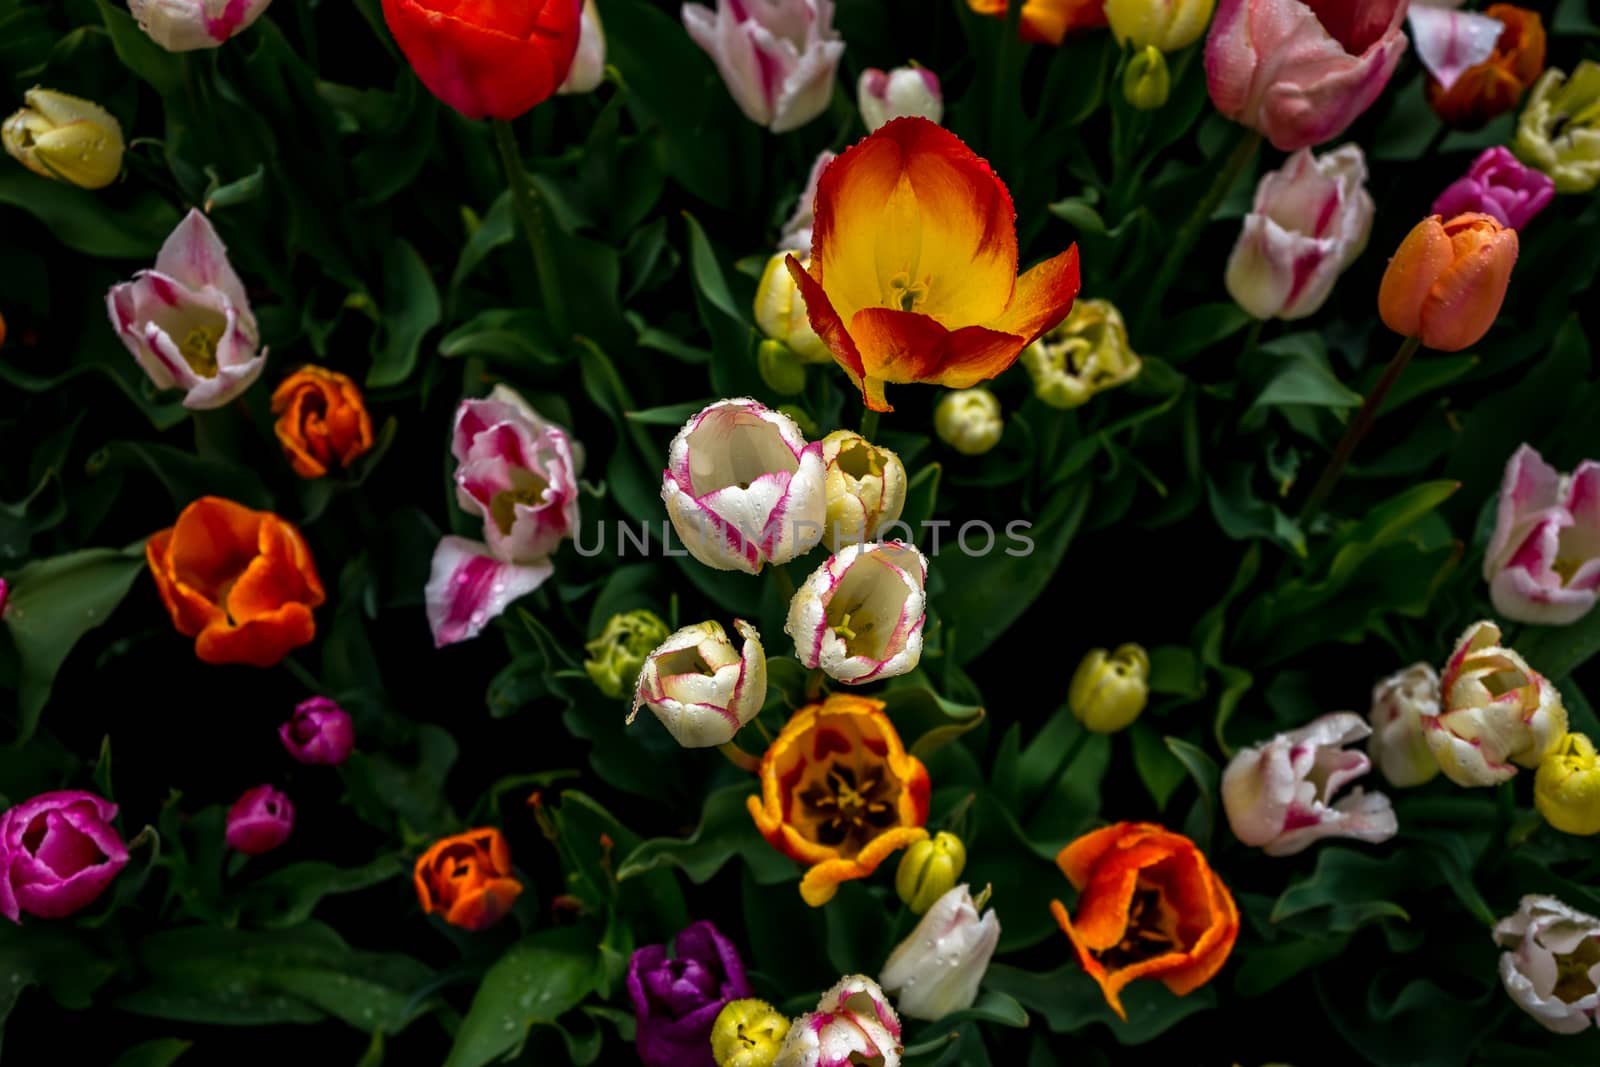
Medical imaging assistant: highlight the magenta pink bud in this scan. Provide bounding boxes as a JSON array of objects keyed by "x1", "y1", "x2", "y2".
[
  {"x1": 1433, "y1": 147, "x2": 1556, "y2": 231},
  {"x1": 279, "y1": 696, "x2": 355, "y2": 766},
  {"x1": 225, "y1": 786, "x2": 294, "y2": 856},
  {"x1": 0, "y1": 790, "x2": 128, "y2": 923},
  {"x1": 0, "y1": 576, "x2": 9, "y2": 617}
]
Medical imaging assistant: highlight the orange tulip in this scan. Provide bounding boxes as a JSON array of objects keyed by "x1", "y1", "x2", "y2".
[
  {"x1": 1050, "y1": 822, "x2": 1239, "y2": 1021},
  {"x1": 145, "y1": 497, "x2": 326, "y2": 667},
  {"x1": 747, "y1": 693, "x2": 931, "y2": 906},
  {"x1": 786, "y1": 117, "x2": 1081, "y2": 412},
  {"x1": 966, "y1": 0, "x2": 1108, "y2": 44},
  {"x1": 413, "y1": 828, "x2": 524, "y2": 931},
  {"x1": 1378, "y1": 213, "x2": 1518, "y2": 352},
  {"x1": 1427, "y1": 4, "x2": 1545, "y2": 129},
  {"x1": 270, "y1": 366, "x2": 375, "y2": 480}
]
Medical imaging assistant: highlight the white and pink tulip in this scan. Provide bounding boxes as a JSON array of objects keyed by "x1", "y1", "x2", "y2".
[
  {"x1": 857, "y1": 66, "x2": 942, "y2": 131},
  {"x1": 785, "y1": 541, "x2": 927, "y2": 685},
  {"x1": 681, "y1": 0, "x2": 845, "y2": 134},
  {"x1": 1484, "y1": 445, "x2": 1600, "y2": 626},
  {"x1": 127, "y1": 0, "x2": 274, "y2": 52},
  {"x1": 628, "y1": 619, "x2": 767, "y2": 747},
  {"x1": 1367, "y1": 663, "x2": 1442, "y2": 788},
  {"x1": 775, "y1": 974, "x2": 903, "y2": 1067}
]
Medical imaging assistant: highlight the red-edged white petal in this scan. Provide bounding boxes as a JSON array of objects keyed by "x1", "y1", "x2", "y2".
[
  {"x1": 785, "y1": 541, "x2": 927, "y2": 684},
  {"x1": 424, "y1": 536, "x2": 552, "y2": 648},
  {"x1": 1407, "y1": 7, "x2": 1505, "y2": 92}
]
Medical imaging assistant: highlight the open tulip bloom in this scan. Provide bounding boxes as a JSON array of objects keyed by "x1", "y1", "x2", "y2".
[
  {"x1": 629, "y1": 619, "x2": 767, "y2": 748},
  {"x1": 786, "y1": 541, "x2": 927, "y2": 684},
  {"x1": 1494, "y1": 895, "x2": 1600, "y2": 1034},
  {"x1": 1483, "y1": 444, "x2": 1600, "y2": 626},
  {"x1": 775, "y1": 974, "x2": 903, "y2": 1067}
]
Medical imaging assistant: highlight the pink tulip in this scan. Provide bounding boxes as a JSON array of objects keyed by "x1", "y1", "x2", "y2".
[
  {"x1": 681, "y1": 0, "x2": 845, "y2": 133},
  {"x1": 1434, "y1": 146, "x2": 1556, "y2": 231},
  {"x1": 1484, "y1": 445, "x2": 1600, "y2": 626},
  {"x1": 225, "y1": 785, "x2": 294, "y2": 856},
  {"x1": 279, "y1": 696, "x2": 355, "y2": 766},
  {"x1": 1206, "y1": 0, "x2": 1411, "y2": 151},
  {"x1": 0, "y1": 791, "x2": 128, "y2": 923}
]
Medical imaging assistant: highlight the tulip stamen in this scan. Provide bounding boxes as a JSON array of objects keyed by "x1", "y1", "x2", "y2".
[
  {"x1": 886, "y1": 271, "x2": 929, "y2": 313},
  {"x1": 1552, "y1": 937, "x2": 1600, "y2": 1002},
  {"x1": 489, "y1": 476, "x2": 551, "y2": 536},
  {"x1": 1098, "y1": 885, "x2": 1182, "y2": 970},
  {"x1": 181, "y1": 327, "x2": 220, "y2": 377}
]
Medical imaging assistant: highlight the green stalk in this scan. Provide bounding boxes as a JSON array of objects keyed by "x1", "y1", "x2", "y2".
[
  {"x1": 1298, "y1": 335, "x2": 1424, "y2": 521},
  {"x1": 859, "y1": 407, "x2": 881, "y2": 441},
  {"x1": 1143, "y1": 126, "x2": 1263, "y2": 319},
  {"x1": 491, "y1": 119, "x2": 569, "y2": 341}
]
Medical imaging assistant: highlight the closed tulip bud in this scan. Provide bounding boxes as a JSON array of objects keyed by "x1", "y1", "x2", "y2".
[
  {"x1": 755, "y1": 253, "x2": 832, "y2": 365},
  {"x1": 1107, "y1": 0, "x2": 1215, "y2": 53},
  {"x1": 1021, "y1": 298, "x2": 1141, "y2": 409},
  {"x1": 225, "y1": 785, "x2": 293, "y2": 856},
  {"x1": 128, "y1": 0, "x2": 273, "y2": 52},
  {"x1": 279, "y1": 696, "x2": 355, "y2": 766},
  {"x1": 857, "y1": 66, "x2": 943, "y2": 131},
  {"x1": 1123, "y1": 46, "x2": 1171, "y2": 110},
  {"x1": 557, "y1": 0, "x2": 606, "y2": 95},
  {"x1": 584, "y1": 609, "x2": 672, "y2": 699},
  {"x1": 1378, "y1": 213, "x2": 1518, "y2": 352},
  {"x1": 712, "y1": 999, "x2": 790, "y2": 1067},
  {"x1": 1493, "y1": 895, "x2": 1600, "y2": 1034},
  {"x1": 895, "y1": 831, "x2": 967, "y2": 914},
  {"x1": 935, "y1": 388, "x2": 1003, "y2": 456},
  {"x1": 879, "y1": 884, "x2": 1001, "y2": 1021},
  {"x1": 1516, "y1": 62, "x2": 1600, "y2": 194},
  {"x1": 787, "y1": 542, "x2": 927, "y2": 685},
  {"x1": 1366, "y1": 663, "x2": 1440, "y2": 788},
  {"x1": 630, "y1": 620, "x2": 767, "y2": 748},
  {"x1": 757, "y1": 341, "x2": 808, "y2": 396},
  {"x1": 1423, "y1": 621, "x2": 1567, "y2": 787},
  {"x1": 1535, "y1": 733, "x2": 1600, "y2": 837},
  {"x1": 683, "y1": 0, "x2": 845, "y2": 133},
  {"x1": 3, "y1": 88, "x2": 124, "y2": 190},
  {"x1": 820, "y1": 431, "x2": 907, "y2": 551},
  {"x1": 775, "y1": 975, "x2": 902, "y2": 1067},
  {"x1": 1068, "y1": 644, "x2": 1150, "y2": 734}
]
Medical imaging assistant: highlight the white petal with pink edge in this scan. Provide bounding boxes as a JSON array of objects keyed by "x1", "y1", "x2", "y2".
[{"x1": 424, "y1": 536, "x2": 553, "y2": 648}]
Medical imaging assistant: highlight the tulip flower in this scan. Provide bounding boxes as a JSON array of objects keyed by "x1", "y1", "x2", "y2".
[
  {"x1": 629, "y1": 620, "x2": 768, "y2": 748},
  {"x1": 3, "y1": 88, "x2": 124, "y2": 190},
  {"x1": 786, "y1": 542, "x2": 927, "y2": 685},
  {"x1": 279, "y1": 696, "x2": 355, "y2": 766},
  {"x1": 1205, "y1": 0, "x2": 1411, "y2": 152},
  {"x1": 879, "y1": 884, "x2": 1000, "y2": 1021},
  {"x1": 662, "y1": 398, "x2": 826, "y2": 574},
  {"x1": 1483, "y1": 445, "x2": 1600, "y2": 626},
  {"x1": 1107, "y1": 0, "x2": 1215, "y2": 53},
  {"x1": 1123, "y1": 46, "x2": 1172, "y2": 110},
  {"x1": 629, "y1": 921, "x2": 754, "y2": 1067},
  {"x1": 1535, "y1": 733, "x2": 1600, "y2": 837},
  {"x1": 127, "y1": 0, "x2": 273, "y2": 51},
  {"x1": 0, "y1": 791, "x2": 128, "y2": 923},
  {"x1": 382, "y1": 0, "x2": 582, "y2": 120},
  {"x1": 819, "y1": 431, "x2": 907, "y2": 551},
  {"x1": 785, "y1": 118, "x2": 1081, "y2": 412},
  {"x1": 585, "y1": 610, "x2": 672, "y2": 699},
  {"x1": 682, "y1": 0, "x2": 845, "y2": 134},
  {"x1": 1493, "y1": 895, "x2": 1600, "y2": 1034},
  {"x1": 107, "y1": 208, "x2": 265, "y2": 410},
  {"x1": 935, "y1": 388, "x2": 1004, "y2": 456},
  {"x1": 1223, "y1": 713, "x2": 1398, "y2": 856},
  {"x1": 774, "y1": 975, "x2": 902, "y2": 1067},
  {"x1": 557, "y1": 0, "x2": 606, "y2": 95},
  {"x1": 414, "y1": 828, "x2": 523, "y2": 931},
  {"x1": 1423, "y1": 620, "x2": 1568, "y2": 787},
  {"x1": 779, "y1": 150, "x2": 834, "y2": 253},
  {"x1": 0, "y1": 577, "x2": 8, "y2": 618},
  {"x1": 748, "y1": 694, "x2": 930, "y2": 906},
  {"x1": 1051, "y1": 822, "x2": 1238, "y2": 1020},
  {"x1": 1021, "y1": 298, "x2": 1143, "y2": 409},
  {"x1": 225, "y1": 785, "x2": 293, "y2": 856},
  {"x1": 1069, "y1": 644, "x2": 1151, "y2": 734},
  {"x1": 1407, "y1": 5, "x2": 1505, "y2": 95},
  {"x1": 858, "y1": 67, "x2": 943, "y2": 131},
  {"x1": 1367, "y1": 663, "x2": 1441, "y2": 788},
  {"x1": 426, "y1": 386, "x2": 582, "y2": 647},
  {"x1": 270, "y1": 365, "x2": 375, "y2": 479},
  {"x1": 1378, "y1": 213, "x2": 1518, "y2": 352},
  {"x1": 1225, "y1": 144, "x2": 1374, "y2": 321},
  {"x1": 1424, "y1": 5, "x2": 1545, "y2": 129},
  {"x1": 146, "y1": 496, "x2": 325, "y2": 667},
  {"x1": 754, "y1": 253, "x2": 831, "y2": 364},
  {"x1": 1434, "y1": 146, "x2": 1555, "y2": 231},
  {"x1": 1516, "y1": 61, "x2": 1600, "y2": 194},
  {"x1": 965, "y1": 0, "x2": 1107, "y2": 46},
  {"x1": 895, "y1": 831, "x2": 966, "y2": 915},
  {"x1": 712, "y1": 999, "x2": 790, "y2": 1067}
]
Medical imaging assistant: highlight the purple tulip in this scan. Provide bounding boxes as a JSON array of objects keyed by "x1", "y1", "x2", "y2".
[
  {"x1": 626, "y1": 920, "x2": 752, "y2": 1067},
  {"x1": 1434, "y1": 147, "x2": 1556, "y2": 231},
  {"x1": 225, "y1": 786, "x2": 294, "y2": 856},
  {"x1": 0, "y1": 790, "x2": 129, "y2": 923},
  {"x1": 279, "y1": 696, "x2": 355, "y2": 766}
]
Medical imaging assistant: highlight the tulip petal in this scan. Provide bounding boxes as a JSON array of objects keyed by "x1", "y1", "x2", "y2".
[
  {"x1": 1378, "y1": 216, "x2": 1455, "y2": 338},
  {"x1": 981, "y1": 245, "x2": 1083, "y2": 344},
  {"x1": 1409, "y1": 8, "x2": 1506, "y2": 92},
  {"x1": 424, "y1": 536, "x2": 553, "y2": 648}
]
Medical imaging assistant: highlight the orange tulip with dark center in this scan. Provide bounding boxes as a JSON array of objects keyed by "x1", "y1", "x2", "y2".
[
  {"x1": 786, "y1": 117, "x2": 1082, "y2": 413},
  {"x1": 965, "y1": 0, "x2": 1108, "y2": 45},
  {"x1": 413, "y1": 828, "x2": 524, "y2": 931},
  {"x1": 1427, "y1": 5, "x2": 1546, "y2": 129},
  {"x1": 145, "y1": 496, "x2": 326, "y2": 667},
  {"x1": 271, "y1": 366, "x2": 375, "y2": 480},
  {"x1": 747, "y1": 693, "x2": 931, "y2": 906},
  {"x1": 1050, "y1": 822, "x2": 1239, "y2": 1020}
]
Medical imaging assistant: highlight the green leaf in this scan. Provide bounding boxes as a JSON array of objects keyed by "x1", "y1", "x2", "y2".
[
  {"x1": 1271, "y1": 849, "x2": 1414, "y2": 931},
  {"x1": 234, "y1": 856, "x2": 406, "y2": 928},
  {"x1": 109, "y1": 1039, "x2": 193, "y2": 1067},
  {"x1": 0, "y1": 168, "x2": 178, "y2": 260},
  {"x1": 1517, "y1": 608, "x2": 1600, "y2": 680},
  {"x1": 881, "y1": 679, "x2": 987, "y2": 760},
  {"x1": 367, "y1": 239, "x2": 441, "y2": 388},
  {"x1": 443, "y1": 925, "x2": 600, "y2": 1067},
  {"x1": 1163, "y1": 737, "x2": 1221, "y2": 848},
  {"x1": 983, "y1": 962, "x2": 1216, "y2": 1043},
  {"x1": 1129, "y1": 723, "x2": 1186, "y2": 810},
  {"x1": 616, "y1": 784, "x2": 794, "y2": 886}
]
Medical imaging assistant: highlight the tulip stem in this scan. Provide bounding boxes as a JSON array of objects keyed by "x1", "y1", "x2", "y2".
[
  {"x1": 719, "y1": 740, "x2": 762, "y2": 773},
  {"x1": 491, "y1": 119, "x2": 569, "y2": 342},
  {"x1": 1144, "y1": 127, "x2": 1262, "y2": 320},
  {"x1": 989, "y1": 0, "x2": 1027, "y2": 170},
  {"x1": 1298, "y1": 334, "x2": 1424, "y2": 521},
  {"x1": 1024, "y1": 726, "x2": 1092, "y2": 822},
  {"x1": 860, "y1": 408, "x2": 880, "y2": 441}
]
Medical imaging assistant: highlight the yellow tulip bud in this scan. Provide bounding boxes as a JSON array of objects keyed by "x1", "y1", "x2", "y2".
[
  {"x1": 711, "y1": 998, "x2": 790, "y2": 1067},
  {"x1": 753, "y1": 252, "x2": 831, "y2": 364},
  {"x1": 895, "y1": 830, "x2": 966, "y2": 914},
  {"x1": 1535, "y1": 732, "x2": 1600, "y2": 836},
  {"x1": 583, "y1": 610, "x2": 671, "y2": 699},
  {"x1": 757, "y1": 338, "x2": 808, "y2": 396},
  {"x1": 1021, "y1": 298, "x2": 1141, "y2": 410},
  {"x1": 1105, "y1": 0, "x2": 1216, "y2": 52},
  {"x1": 820, "y1": 430, "x2": 907, "y2": 550},
  {"x1": 1069, "y1": 644, "x2": 1151, "y2": 734},
  {"x1": 3, "y1": 87, "x2": 124, "y2": 190},
  {"x1": 1123, "y1": 46, "x2": 1171, "y2": 111}
]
